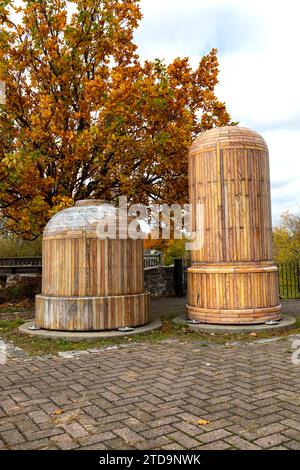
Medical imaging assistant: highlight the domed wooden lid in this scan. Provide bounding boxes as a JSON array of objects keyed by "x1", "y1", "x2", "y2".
[
  {"x1": 189, "y1": 126, "x2": 268, "y2": 157},
  {"x1": 44, "y1": 199, "x2": 116, "y2": 237},
  {"x1": 75, "y1": 199, "x2": 110, "y2": 207}
]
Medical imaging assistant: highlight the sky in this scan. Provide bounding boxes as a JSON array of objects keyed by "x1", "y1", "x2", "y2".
[{"x1": 134, "y1": 0, "x2": 300, "y2": 224}]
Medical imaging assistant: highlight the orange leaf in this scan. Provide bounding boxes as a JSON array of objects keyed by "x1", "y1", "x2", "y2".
[{"x1": 198, "y1": 419, "x2": 210, "y2": 426}]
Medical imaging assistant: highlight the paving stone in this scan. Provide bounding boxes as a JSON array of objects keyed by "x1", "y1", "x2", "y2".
[
  {"x1": 78, "y1": 431, "x2": 115, "y2": 446},
  {"x1": 281, "y1": 419, "x2": 300, "y2": 431},
  {"x1": 281, "y1": 428, "x2": 300, "y2": 440},
  {"x1": 63, "y1": 423, "x2": 89, "y2": 438},
  {"x1": 172, "y1": 421, "x2": 203, "y2": 436},
  {"x1": 198, "y1": 429, "x2": 232, "y2": 443},
  {"x1": 134, "y1": 436, "x2": 171, "y2": 450},
  {"x1": 254, "y1": 413, "x2": 283, "y2": 426},
  {"x1": 24, "y1": 428, "x2": 64, "y2": 441},
  {"x1": 114, "y1": 427, "x2": 146, "y2": 444},
  {"x1": 225, "y1": 435, "x2": 261, "y2": 450},
  {"x1": 1, "y1": 337, "x2": 300, "y2": 450},
  {"x1": 199, "y1": 418, "x2": 231, "y2": 432},
  {"x1": 270, "y1": 446, "x2": 289, "y2": 450},
  {"x1": 28, "y1": 410, "x2": 49, "y2": 424},
  {"x1": 197, "y1": 440, "x2": 232, "y2": 450},
  {"x1": 161, "y1": 442, "x2": 184, "y2": 450},
  {"x1": 284, "y1": 440, "x2": 300, "y2": 450},
  {"x1": 255, "y1": 405, "x2": 281, "y2": 416},
  {"x1": 12, "y1": 438, "x2": 53, "y2": 450},
  {"x1": 253, "y1": 433, "x2": 289, "y2": 449},
  {"x1": 79, "y1": 442, "x2": 110, "y2": 450},
  {"x1": 260, "y1": 421, "x2": 286, "y2": 433},
  {"x1": 50, "y1": 433, "x2": 79, "y2": 450},
  {"x1": 142, "y1": 425, "x2": 175, "y2": 439},
  {"x1": 0, "y1": 428, "x2": 25, "y2": 445},
  {"x1": 149, "y1": 416, "x2": 179, "y2": 427},
  {"x1": 168, "y1": 431, "x2": 200, "y2": 449},
  {"x1": 0, "y1": 439, "x2": 7, "y2": 450}
]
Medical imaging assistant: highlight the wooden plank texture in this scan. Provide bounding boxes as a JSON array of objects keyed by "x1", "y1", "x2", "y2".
[
  {"x1": 36, "y1": 200, "x2": 150, "y2": 331},
  {"x1": 187, "y1": 126, "x2": 281, "y2": 324}
]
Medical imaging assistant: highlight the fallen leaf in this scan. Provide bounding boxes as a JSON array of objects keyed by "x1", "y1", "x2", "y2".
[
  {"x1": 198, "y1": 419, "x2": 210, "y2": 426},
  {"x1": 53, "y1": 409, "x2": 64, "y2": 415},
  {"x1": 51, "y1": 410, "x2": 80, "y2": 425}
]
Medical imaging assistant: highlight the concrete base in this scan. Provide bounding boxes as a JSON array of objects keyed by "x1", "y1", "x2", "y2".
[
  {"x1": 173, "y1": 314, "x2": 295, "y2": 334},
  {"x1": 35, "y1": 292, "x2": 150, "y2": 331},
  {"x1": 19, "y1": 318, "x2": 162, "y2": 342}
]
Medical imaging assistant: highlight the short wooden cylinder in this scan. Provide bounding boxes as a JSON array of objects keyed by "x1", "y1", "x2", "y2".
[
  {"x1": 35, "y1": 200, "x2": 150, "y2": 331},
  {"x1": 187, "y1": 127, "x2": 281, "y2": 324},
  {"x1": 187, "y1": 262, "x2": 281, "y2": 324},
  {"x1": 36, "y1": 293, "x2": 149, "y2": 331}
]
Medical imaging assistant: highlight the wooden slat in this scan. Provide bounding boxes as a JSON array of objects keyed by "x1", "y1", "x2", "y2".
[
  {"x1": 187, "y1": 126, "x2": 281, "y2": 324},
  {"x1": 36, "y1": 200, "x2": 149, "y2": 331}
]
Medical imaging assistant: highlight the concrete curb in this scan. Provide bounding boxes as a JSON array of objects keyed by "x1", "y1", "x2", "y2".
[
  {"x1": 18, "y1": 318, "x2": 162, "y2": 342},
  {"x1": 173, "y1": 314, "x2": 296, "y2": 334}
]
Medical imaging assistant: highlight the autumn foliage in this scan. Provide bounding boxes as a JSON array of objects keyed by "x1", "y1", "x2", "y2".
[
  {"x1": 0, "y1": 0, "x2": 232, "y2": 237},
  {"x1": 273, "y1": 211, "x2": 300, "y2": 263}
]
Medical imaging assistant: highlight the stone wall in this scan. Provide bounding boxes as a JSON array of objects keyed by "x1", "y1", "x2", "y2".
[
  {"x1": 144, "y1": 265, "x2": 175, "y2": 297},
  {"x1": 5, "y1": 274, "x2": 42, "y2": 289},
  {"x1": 0, "y1": 268, "x2": 175, "y2": 301},
  {"x1": 0, "y1": 274, "x2": 42, "y2": 303}
]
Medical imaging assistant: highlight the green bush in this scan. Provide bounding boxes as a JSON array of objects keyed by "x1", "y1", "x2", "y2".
[
  {"x1": 0, "y1": 237, "x2": 42, "y2": 257},
  {"x1": 163, "y1": 239, "x2": 189, "y2": 266}
]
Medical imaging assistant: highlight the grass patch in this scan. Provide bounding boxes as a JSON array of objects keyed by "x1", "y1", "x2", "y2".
[
  {"x1": 0, "y1": 305, "x2": 33, "y2": 314},
  {"x1": 0, "y1": 306, "x2": 20, "y2": 313},
  {"x1": 1, "y1": 314, "x2": 300, "y2": 356},
  {"x1": 0, "y1": 318, "x2": 24, "y2": 332},
  {"x1": 293, "y1": 317, "x2": 300, "y2": 328}
]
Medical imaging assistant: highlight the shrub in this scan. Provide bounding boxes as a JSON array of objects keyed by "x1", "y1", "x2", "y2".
[{"x1": 0, "y1": 237, "x2": 42, "y2": 257}]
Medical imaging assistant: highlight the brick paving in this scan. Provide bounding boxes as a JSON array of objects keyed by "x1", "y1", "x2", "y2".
[{"x1": 1, "y1": 336, "x2": 300, "y2": 450}]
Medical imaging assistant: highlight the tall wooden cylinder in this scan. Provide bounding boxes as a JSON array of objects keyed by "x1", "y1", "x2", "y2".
[
  {"x1": 187, "y1": 126, "x2": 281, "y2": 324},
  {"x1": 35, "y1": 200, "x2": 150, "y2": 331}
]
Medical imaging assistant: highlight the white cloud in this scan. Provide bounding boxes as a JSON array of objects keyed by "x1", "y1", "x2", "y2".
[
  {"x1": 135, "y1": 0, "x2": 262, "y2": 60},
  {"x1": 261, "y1": 129, "x2": 300, "y2": 222},
  {"x1": 135, "y1": 0, "x2": 300, "y2": 223}
]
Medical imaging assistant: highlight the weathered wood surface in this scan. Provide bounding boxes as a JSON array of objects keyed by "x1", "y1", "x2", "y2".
[
  {"x1": 41, "y1": 238, "x2": 144, "y2": 297},
  {"x1": 35, "y1": 293, "x2": 149, "y2": 331},
  {"x1": 36, "y1": 200, "x2": 150, "y2": 331},
  {"x1": 187, "y1": 127, "x2": 281, "y2": 324}
]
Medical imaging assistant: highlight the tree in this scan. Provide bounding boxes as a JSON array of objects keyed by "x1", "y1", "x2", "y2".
[
  {"x1": 0, "y1": 0, "x2": 232, "y2": 238},
  {"x1": 273, "y1": 210, "x2": 300, "y2": 263}
]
